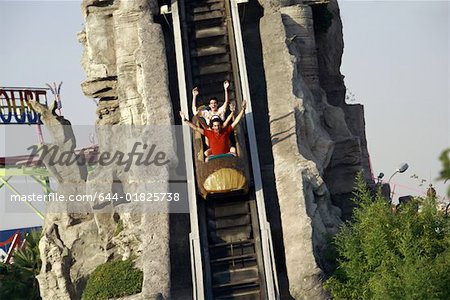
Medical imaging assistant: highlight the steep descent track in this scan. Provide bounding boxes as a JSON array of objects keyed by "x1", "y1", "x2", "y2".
[
  {"x1": 186, "y1": 2, "x2": 266, "y2": 298},
  {"x1": 203, "y1": 195, "x2": 266, "y2": 299},
  {"x1": 185, "y1": 0, "x2": 237, "y2": 102},
  {"x1": 171, "y1": 0, "x2": 279, "y2": 299}
]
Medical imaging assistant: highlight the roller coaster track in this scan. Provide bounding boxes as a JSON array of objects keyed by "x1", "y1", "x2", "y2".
[{"x1": 171, "y1": 0, "x2": 279, "y2": 299}]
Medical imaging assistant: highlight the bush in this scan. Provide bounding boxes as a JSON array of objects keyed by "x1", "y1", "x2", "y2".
[
  {"x1": 0, "y1": 262, "x2": 41, "y2": 300},
  {"x1": 439, "y1": 148, "x2": 450, "y2": 196},
  {"x1": 0, "y1": 230, "x2": 42, "y2": 300},
  {"x1": 82, "y1": 258, "x2": 143, "y2": 300},
  {"x1": 325, "y1": 174, "x2": 450, "y2": 299}
]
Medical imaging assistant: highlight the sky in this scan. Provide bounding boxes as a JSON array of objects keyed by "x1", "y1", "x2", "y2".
[
  {"x1": 0, "y1": 0, "x2": 449, "y2": 230},
  {"x1": 339, "y1": 1, "x2": 449, "y2": 201}
]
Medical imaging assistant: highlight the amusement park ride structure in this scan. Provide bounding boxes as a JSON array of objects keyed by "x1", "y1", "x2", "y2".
[
  {"x1": 1, "y1": 86, "x2": 53, "y2": 220},
  {"x1": 0, "y1": 84, "x2": 68, "y2": 263},
  {"x1": 171, "y1": 0, "x2": 279, "y2": 298}
]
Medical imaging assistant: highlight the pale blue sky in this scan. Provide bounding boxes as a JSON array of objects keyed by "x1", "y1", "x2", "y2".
[
  {"x1": 0, "y1": 1, "x2": 95, "y2": 125},
  {"x1": 0, "y1": 1, "x2": 449, "y2": 230},
  {"x1": 339, "y1": 1, "x2": 449, "y2": 200}
]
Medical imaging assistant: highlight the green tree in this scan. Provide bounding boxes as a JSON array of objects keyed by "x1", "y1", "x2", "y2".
[
  {"x1": 0, "y1": 230, "x2": 42, "y2": 300},
  {"x1": 325, "y1": 175, "x2": 450, "y2": 300},
  {"x1": 439, "y1": 148, "x2": 450, "y2": 196}
]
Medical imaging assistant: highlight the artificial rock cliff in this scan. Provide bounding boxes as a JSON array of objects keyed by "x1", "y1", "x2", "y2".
[
  {"x1": 243, "y1": 1, "x2": 372, "y2": 298},
  {"x1": 36, "y1": 0, "x2": 372, "y2": 299},
  {"x1": 37, "y1": 0, "x2": 178, "y2": 299}
]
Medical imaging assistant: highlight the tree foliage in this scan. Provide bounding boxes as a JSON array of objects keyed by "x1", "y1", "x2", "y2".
[
  {"x1": 439, "y1": 148, "x2": 450, "y2": 196},
  {"x1": 325, "y1": 174, "x2": 450, "y2": 300},
  {"x1": 0, "y1": 230, "x2": 42, "y2": 300},
  {"x1": 12, "y1": 230, "x2": 42, "y2": 277}
]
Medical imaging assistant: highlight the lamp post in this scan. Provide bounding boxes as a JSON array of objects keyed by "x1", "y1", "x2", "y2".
[
  {"x1": 388, "y1": 163, "x2": 409, "y2": 200},
  {"x1": 377, "y1": 172, "x2": 385, "y2": 184}
]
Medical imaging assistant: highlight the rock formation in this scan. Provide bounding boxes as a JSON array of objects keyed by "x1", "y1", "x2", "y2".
[
  {"x1": 244, "y1": 0, "x2": 373, "y2": 298},
  {"x1": 79, "y1": 0, "x2": 179, "y2": 298},
  {"x1": 314, "y1": 0, "x2": 373, "y2": 220},
  {"x1": 36, "y1": 0, "x2": 180, "y2": 299},
  {"x1": 35, "y1": 0, "x2": 372, "y2": 299}
]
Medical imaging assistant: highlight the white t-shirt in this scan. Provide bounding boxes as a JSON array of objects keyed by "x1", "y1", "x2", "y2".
[{"x1": 200, "y1": 105, "x2": 226, "y2": 125}]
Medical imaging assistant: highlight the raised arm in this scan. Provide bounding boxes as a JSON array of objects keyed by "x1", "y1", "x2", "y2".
[
  {"x1": 223, "y1": 110, "x2": 234, "y2": 127},
  {"x1": 231, "y1": 100, "x2": 247, "y2": 129},
  {"x1": 180, "y1": 111, "x2": 204, "y2": 135},
  {"x1": 220, "y1": 80, "x2": 230, "y2": 111},
  {"x1": 191, "y1": 87, "x2": 199, "y2": 115}
]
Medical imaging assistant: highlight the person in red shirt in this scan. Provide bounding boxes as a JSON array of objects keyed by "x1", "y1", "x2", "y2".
[{"x1": 180, "y1": 101, "x2": 247, "y2": 161}]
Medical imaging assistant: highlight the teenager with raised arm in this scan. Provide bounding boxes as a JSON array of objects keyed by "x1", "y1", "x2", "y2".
[
  {"x1": 180, "y1": 100, "x2": 246, "y2": 161},
  {"x1": 191, "y1": 80, "x2": 230, "y2": 125}
]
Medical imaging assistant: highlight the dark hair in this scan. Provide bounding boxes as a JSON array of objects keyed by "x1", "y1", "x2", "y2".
[
  {"x1": 209, "y1": 98, "x2": 218, "y2": 103},
  {"x1": 209, "y1": 117, "x2": 223, "y2": 128}
]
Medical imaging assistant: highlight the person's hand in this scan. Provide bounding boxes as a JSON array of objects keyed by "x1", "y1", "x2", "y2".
[
  {"x1": 229, "y1": 101, "x2": 236, "y2": 112},
  {"x1": 192, "y1": 87, "x2": 199, "y2": 97},
  {"x1": 223, "y1": 80, "x2": 230, "y2": 90},
  {"x1": 180, "y1": 111, "x2": 187, "y2": 120},
  {"x1": 242, "y1": 100, "x2": 247, "y2": 110}
]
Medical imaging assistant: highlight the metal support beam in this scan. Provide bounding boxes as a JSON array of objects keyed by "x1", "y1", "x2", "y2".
[
  {"x1": 229, "y1": 0, "x2": 279, "y2": 298},
  {"x1": 0, "y1": 176, "x2": 12, "y2": 189},
  {"x1": 30, "y1": 175, "x2": 54, "y2": 195},
  {"x1": 0, "y1": 177, "x2": 45, "y2": 220},
  {"x1": 172, "y1": 1, "x2": 205, "y2": 299}
]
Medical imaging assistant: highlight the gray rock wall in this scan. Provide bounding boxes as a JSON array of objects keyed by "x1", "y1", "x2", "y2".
[
  {"x1": 314, "y1": 0, "x2": 374, "y2": 219},
  {"x1": 245, "y1": 0, "x2": 372, "y2": 298},
  {"x1": 28, "y1": 101, "x2": 102, "y2": 299},
  {"x1": 258, "y1": 5, "x2": 338, "y2": 299},
  {"x1": 37, "y1": 0, "x2": 176, "y2": 299},
  {"x1": 81, "y1": 0, "x2": 175, "y2": 298}
]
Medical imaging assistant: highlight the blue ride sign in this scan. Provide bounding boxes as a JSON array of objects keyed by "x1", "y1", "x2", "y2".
[{"x1": 0, "y1": 88, "x2": 48, "y2": 125}]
